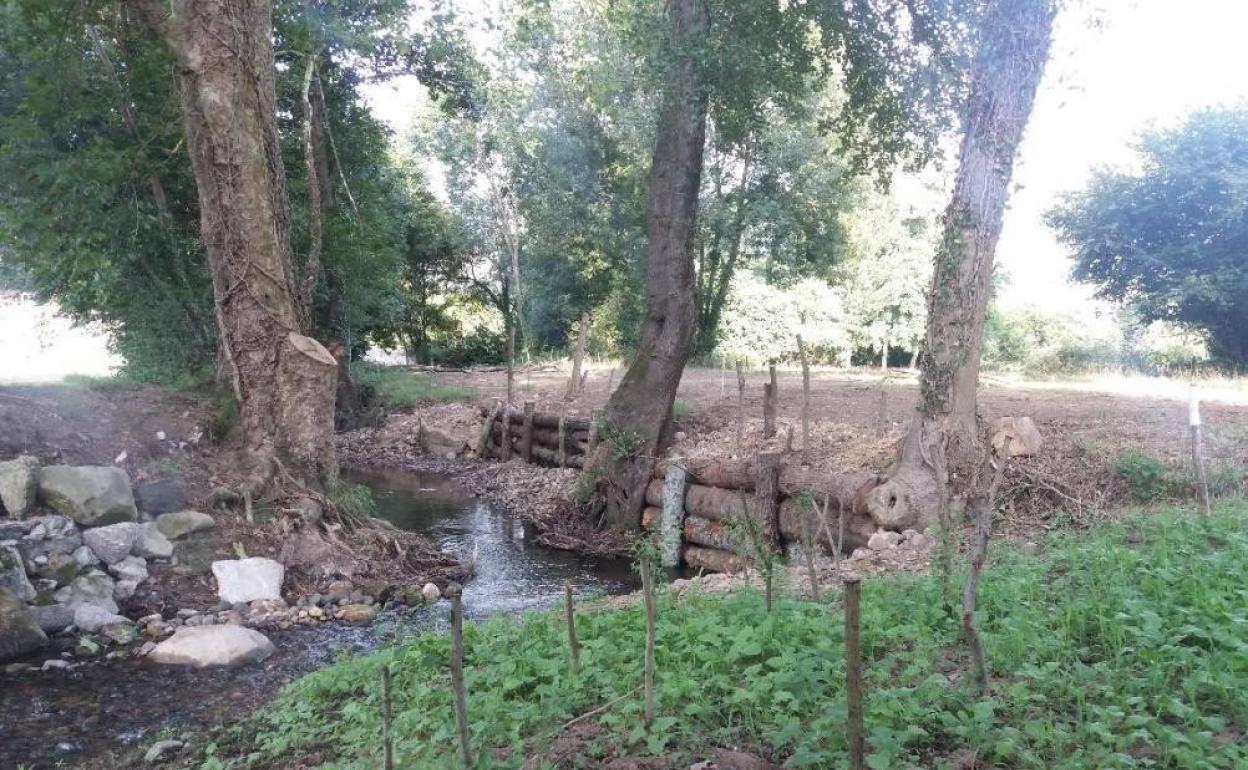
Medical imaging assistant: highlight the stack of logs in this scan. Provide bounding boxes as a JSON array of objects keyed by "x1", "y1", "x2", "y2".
[
  {"x1": 478, "y1": 401, "x2": 596, "y2": 468},
  {"x1": 640, "y1": 456, "x2": 878, "y2": 573}
]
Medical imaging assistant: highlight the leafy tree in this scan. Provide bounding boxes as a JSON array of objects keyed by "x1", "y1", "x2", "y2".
[{"x1": 1047, "y1": 107, "x2": 1248, "y2": 365}]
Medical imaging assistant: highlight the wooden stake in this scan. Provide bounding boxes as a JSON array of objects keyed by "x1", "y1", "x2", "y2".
[
  {"x1": 720, "y1": 353, "x2": 727, "y2": 399},
  {"x1": 521, "y1": 401, "x2": 535, "y2": 463},
  {"x1": 735, "y1": 361, "x2": 746, "y2": 455},
  {"x1": 477, "y1": 398, "x2": 503, "y2": 458},
  {"x1": 501, "y1": 404, "x2": 512, "y2": 461},
  {"x1": 640, "y1": 553, "x2": 657, "y2": 728},
  {"x1": 557, "y1": 409, "x2": 567, "y2": 469},
  {"x1": 763, "y1": 364, "x2": 777, "y2": 440},
  {"x1": 800, "y1": 498, "x2": 819, "y2": 601},
  {"x1": 754, "y1": 451, "x2": 782, "y2": 548},
  {"x1": 587, "y1": 409, "x2": 601, "y2": 455},
  {"x1": 659, "y1": 461, "x2": 688, "y2": 568},
  {"x1": 1190, "y1": 385, "x2": 1212, "y2": 516},
  {"x1": 506, "y1": 324, "x2": 516, "y2": 405},
  {"x1": 447, "y1": 583, "x2": 473, "y2": 770},
  {"x1": 564, "y1": 580, "x2": 580, "y2": 674},
  {"x1": 844, "y1": 575, "x2": 865, "y2": 770},
  {"x1": 796, "y1": 335, "x2": 811, "y2": 465},
  {"x1": 381, "y1": 663, "x2": 394, "y2": 770}
]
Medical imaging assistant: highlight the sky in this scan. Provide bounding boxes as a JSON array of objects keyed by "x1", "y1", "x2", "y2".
[{"x1": 363, "y1": 0, "x2": 1248, "y2": 311}]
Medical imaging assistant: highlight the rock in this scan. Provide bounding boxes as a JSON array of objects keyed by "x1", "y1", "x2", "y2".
[
  {"x1": 144, "y1": 739, "x2": 185, "y2": 763},
  {"x1": 72, "y1": 545, "x2": 99, "y2": 568},
  {"x1": 100, "y1": 621, "x2": 138, "y2": 644},
  {"x1": 67, "y1": 572, "x2": 119, "y2": 614},
  {"x1": 991, "y1": 416, "x2": 1043, "y2": 457},
  {"x1": 134, "y1": 478, "x2": 187, "y2": 516},
  {"x1": 154, "y1": 510, "x2": 215, "y2": 540},
  {"x1": 113, "y1": 579, "x2": 140, "y2": 602},
  {"x1": 35, "y1": 552, "x2": 82, "y2": 587},
  {"x1": 212, "y1": 558, "x2": 283, "y2": 604},
  {"x1": 908, "y1": 533, "x2": 930, "y2": 550},
  {"x1": 16, "y1": 519, "x2": 83, "y2": 564},
  {"x1": 109, "y1": 555, "x2": 149, "y2": 584},
  {"x1": 867, "y1": 531, "x2": 891, "y2": 552},
  {"x1": 38, "y1": 466, "x2": 139, "y2": 526},
  {"x1": 209, "y1": 486, "x2": 242, "y2": 509},
  {"x1": 149, "y1": 625, "x2": 275, "y2": 668},
  {"x1": 0, "y1": 455, "x2": 40, "y2": 517},
  {"x1": 0, "y1": 587, "x2": 48, "y2": 661},
  {"x1": 421, "y1": 582, "x2": 441, "y2": 602},
  {"x1": 338, "y1": 603, "x2": 376, "y2": 625},
  {"x1": 29, "y1": 603, "x2": 75, "y2": 634},
  {"x1": 41, "y1": 658, "x2": 70, "y2": 671},
  {"x1": 5, "y1": 661, "x2": 33, "y2": 674},
  {"x1": 0, "y1": 519, "x2": 33, "y2": 540},
  {"x1": 0, "y1": 544, "x2": 36, "y2": 601},
  {"x1": 139, "y1": 640, "x2": 156, "y2": 656},
  {"x1": 72, "y1": 603, "x2": 128, "y2": 632},
  {"x1": 83, "y1": 523, "x2": 140, "y2": 564},
  {"x1": 133, "y1": 523, "x2": 174, "y2": 559},
  {"x1": 850, "y1": 547, "x2": 872, "y2": 561}
]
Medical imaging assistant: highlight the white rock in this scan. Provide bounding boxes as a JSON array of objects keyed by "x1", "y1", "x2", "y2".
[
  {"x1": 72, "y1": 545, "x2": 99, "y2": 567},
  {"x1": 72, "y1": 603, "x2": 128, "y2": 633},
  {"x1": 0, "y1": 455, "x2": 40, "y2": 517},
  {"x1": 144, "y1": 739, "x2": 184, "y2": 763},
  {"x1": 132, "y1": 523, "x2": 173, "y2": 559},
  {"x1": 155, "y1": 431, "x2": 167, "y2": 441},
  {"x1": 41, "y1": 658, "x2": 71, "y2": 671},
  {"x1": 66, "y1": 572, "x2": 119, "y2": 613},
  {"x1": 211, "y1": 558, "x2": 284, "y2": 604},
  {"x1": 148, "y1": 625, "x2": 275, "y2": 668},
  {"x1": 421, "y1": 582, "x2": 441, "y2": 602},
  {"x1": 0, "y1": 544, "x2": 35, "y2": 602},
  {"x1": 154, "y1": 510, "x2": 215, "y2": 540},
  {"x1": 109, "y1": 555, "x2": 148, "y2": 583},
  {"x1": 83, "y1": 523, "x2": 140, "y2": 565},
  {"x1": 113, "y1": 579, "x2": 140, "y2": 602}
]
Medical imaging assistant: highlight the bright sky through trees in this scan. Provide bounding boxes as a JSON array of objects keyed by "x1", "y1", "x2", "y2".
[{"x1": 364, "y1": 0, "x2": 1248, "y2": 312}]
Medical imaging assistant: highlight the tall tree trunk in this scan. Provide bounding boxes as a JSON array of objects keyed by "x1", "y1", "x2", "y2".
[
  {"x1": 866, "y1": 0, "x2": 1056, "y2": 531},
  {"x1": 130, "y1": 0, "x2": 338, "y2": 492},
  {"x1": 565, "y1": 311, "x2": 590, "y2": 401},
  {"x1": 584, "y1": 0, "x2": 708, "y2": 530}
]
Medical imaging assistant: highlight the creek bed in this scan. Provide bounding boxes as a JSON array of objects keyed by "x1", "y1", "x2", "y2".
[{"x1": 0, "y1": 468, "x2": 639, "y2": 769}]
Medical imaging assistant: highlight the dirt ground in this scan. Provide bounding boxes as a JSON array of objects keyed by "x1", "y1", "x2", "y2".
[{"x1": 399, "y1": 363, "x2": 1248, "y2": 536}]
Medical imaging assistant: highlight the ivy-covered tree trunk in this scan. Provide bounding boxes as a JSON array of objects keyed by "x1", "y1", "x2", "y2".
[
  {"x1": 866, "y1": 0, "x2": 1056, "y2": 530},
  {"x1": 585, "y1": 0, "x2": 708, "y2": 530},
  {"x1": 130, "y1": 0, "x2": 338, "y2": 493}
]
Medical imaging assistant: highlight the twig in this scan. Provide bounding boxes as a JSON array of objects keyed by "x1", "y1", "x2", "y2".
[{"x1": 561, "y1": 687, "x2": 641, "y2": 729}]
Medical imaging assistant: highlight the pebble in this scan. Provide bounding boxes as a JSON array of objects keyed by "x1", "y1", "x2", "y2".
[{"x1": 41, "y1": 659, "x2": 71, "y2": 671}]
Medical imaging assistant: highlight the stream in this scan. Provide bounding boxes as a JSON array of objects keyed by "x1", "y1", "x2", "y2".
[{"x1": 0, "y1": 467, "x2": 640, "y2": 769}]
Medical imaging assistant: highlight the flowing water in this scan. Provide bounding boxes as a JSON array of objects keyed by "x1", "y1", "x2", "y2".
[{"x1": 0, "y1": 467, "x2": 639, "y2": 769}]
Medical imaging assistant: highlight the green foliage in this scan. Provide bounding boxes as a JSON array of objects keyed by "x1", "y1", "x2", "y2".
[
  {"x1": 713, "y1": 275, "x2": 851, "y2": 366},
  {"x1": 245, "y1": 506, "x2": 1248, "y2": 769},
  {"x1": 1048, "y1": 107, "x2": 1248, "y2": 366},
  {"x1": 328, "y1": 479, "x2": 377, "y2": 521},
  {"x1": 352, "y1": 363, "x2": 477, "y2": 410},
  {"x1": 1116, "y1": 451, "x2": 1172, "y2": 503},
  {"x1": 598, "y1": 419, "x2": 646, "y2": 461}
]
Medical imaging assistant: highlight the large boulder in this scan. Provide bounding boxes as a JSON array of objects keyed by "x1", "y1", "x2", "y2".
[
  {"x1": 83, "y1": 522, "x2": 140, "y2": 564},
  {"x1": 133, "y1": 523, "x2": 173, "y2": 559},
  {"x1": 134, "y1": 478, "x2": 187, "y2": 516},
  {"x1": 991, "y1": 416, "x2": 1043, "y2": 457},
  {"x1": 72, "y1": 602, "x2": 129, "y2": 632},
  {"x1": 38, "y1": 466, "x2": 138, "y2": 527},
  {"x1": 211, "y1": 558, "x2": 284, "y2": 604},
  {"x1": 155, "y1": 510, "x2": 215, "y2": 541},
  {"x1": 0, "y1": 455, "x2": 40, "y2": 517},
  {"x1": 148, "y1": 625, "x2": 275, "y2": 668},
  {"x1": 0, "y1": 586, "x2": 47, "y2": 661},
  {"x1": 0, "y1": 544, "x2": 35, "y2": 601}
]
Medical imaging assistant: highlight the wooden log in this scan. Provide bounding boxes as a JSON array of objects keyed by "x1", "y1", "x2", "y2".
[
  {"x1": 684, "y1": 545, "x2": 748, "y2": 574},
  {"x1": 521, "y1": 401, "x2": 535, "y2": 462},
  {"x1": 500, "y1": 405, "x2": 513, "y2": 461},
  {"x1": 490, "y1": 423, "x2": 587, "y2": 454},
  {"x1": 503, "y1": 411, "x2": 592, "y2": 432},
  {"x1": 531, "y1": 445, "x2": 585, "y2": 468},
  {"x1": 755, "y1": 451, "x2": 782, "y2": 547},
  {"x1": 683, "y1": 515, "x2": 736, "y2": 551},
  {"x1": 778, "y1": 496, "x2": 874, "y2": 552},
  {"x1": 684, "y1": 483, "x2": 764, "y2": 523},
  {"x1": 655, "y1": 457, "x2": 755, "y2": 490}
]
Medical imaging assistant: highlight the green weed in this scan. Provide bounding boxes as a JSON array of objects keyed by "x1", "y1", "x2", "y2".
[
  {"x1": 241, "y1": 505, "x2": 1248, "y2": 770},
  {"x1": 1116, "y1": 450, "x2": 1172, "y2": 502},
  {"x1": 352, "y1": 363, "x2": 478, "y2": 409}
]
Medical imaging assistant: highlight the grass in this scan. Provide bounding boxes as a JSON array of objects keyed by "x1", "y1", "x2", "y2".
[
  {"x1": 218, "y1": 505, "x2": 1248, "y2": 769},
  {"x1": 353, "y1": 363, "x2": 478, "y2": 409}
]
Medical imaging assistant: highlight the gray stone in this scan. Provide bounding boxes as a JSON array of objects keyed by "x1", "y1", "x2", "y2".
[
  {"x1": 209, "y1": 486, "x2": 242, "y2": 509},
  {"x1": 83, "y1": 523, "x2": 140, "y2": 564},
  {"x1": 867, "y1": 531, "x2": 892, "y2": 552},
  {"x1": 38, "y1": 466, "x2": 138, "y2": 527},
  {"x1": 148, "y1": 625, "x2": 275, "y2": 668},
  {"x1": 113, "y1": 579, "x2": 139, "y2": 602},
  {"x1": 144, "y1": 739, "x2": 185, "y2": 763},
  {"x1": 0, "y1": 544, "x2": 35, "y2": 601},
  {"x1": 211, "y1": 558, "x2": 283, "y2": 604},
  {"x1": 109, "y1": 555, "x2": 148, "y2": 584},
  {"x1": 34, "y1": 552, "x2": 81, "y2": 587},
  {"x1": 40, "y1": 658, "x2": 70, "y2": 671},
  {"x1": 0, "y1": 455, "x2": 40, "y2": 517},
  {"x1": 72, "y1": 545, "x2": 98, "y2": 568},
  {"x1": 155, "y1": 510, "x2": 215, "y2": 540},
  {"x1": 67, "y1": 572, "x2": 119, "y2": 614},
  {"x1": 133, "y1": 523, "x2": 174, "y2": 558},
  {"x1": 134, "y1": 478, "x2": 187, "y2": 516},
  {"x1": 0, "y1": 519, "x2": 33, "y2": 540},
  {"x1": 72, "y1": 603, "x2": 128, "y2": 632},
  {"x1": 16, "y1": 517, "x2": 82, "y2": 565},
  {"x1": 0, "y1": 587, "x2": 47, "y2": 662},
  {"x1": 100, "y1": 621, "x2": 138, "y2": 645},
  {"x1": 29, "y1": 603, "x2": 75, "y2": 634}
]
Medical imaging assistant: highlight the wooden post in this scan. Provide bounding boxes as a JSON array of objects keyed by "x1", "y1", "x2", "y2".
[
  {"x1": 381, "y1": 663, "x2": 394, "y2": 770},
  {"x1": 506, "y1": 325, "x2": 516, "y2": 405},
  {"x1": 587, "y1": 409, "x2": 601, "y2": 455},
  {"x1": 447, "y1": 583, "x2": 473, "y2": 770},
  {"x1": 501, "y1": 404, "x2": 513, "y2": 461},
  {"x1": 640, "y1": 553, "x2": 657, "y2": 729},
  {"x1": 796, "y1": 335, "x2": 811, "y2": 465},
  {"x1": 557, "y1": 409, "x2": 567, "y2": 468},
  {"x1": 521, "y1": 401, "x2": 535, "y2": 463},
  {"x1": 1190, "y1": 385, "x2": 1212, "y2": 516},
  {"x1": 720, "y1": 353, "x2": 727, "y2": 399},
  {"x1": 876, "y1": 379, "x2": 888, "y2": 438},
  {"x1": 566, "y1": 311, "x2": 590, "y2": 401},
  {"x1": 754, "y1": 451, "x2": 782, "y2": 548},
  {"x1": 659, "y1": 461, "x2": 688, "y2": 567},
  {"x1": 477, "y1": 399, "x2": 502, "y2": 458},
  {"x1": 564, "y1": 580, "x2": 580, "y2": 674},
  {"x1": 735, "y1": 361, "x2": 746, "y2": 455},
  {"x1": 800, "y1": 498, "x2": 819, "y2": 601},
  {"x1": 844, "y1": 575, "x2": 865, "y2": 770},
  {"x1": 763, "y1": 364, "x2": 777, "y2": 439}
]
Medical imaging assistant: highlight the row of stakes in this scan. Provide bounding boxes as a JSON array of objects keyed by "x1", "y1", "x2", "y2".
[{"x1": 378, "y1": 569, "x2": 869, "y2": 770}]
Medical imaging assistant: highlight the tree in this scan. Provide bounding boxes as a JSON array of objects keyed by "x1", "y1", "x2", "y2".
[
  {"x1": 126, "y1": 0, "x2": 338, "y2": 493},
  {"x1": 1047, "y1": 107, "x2": 1248, "y2": 365},
  {"x1": 866, "y1": 0, "x2": 1058, "y2": 531}
]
